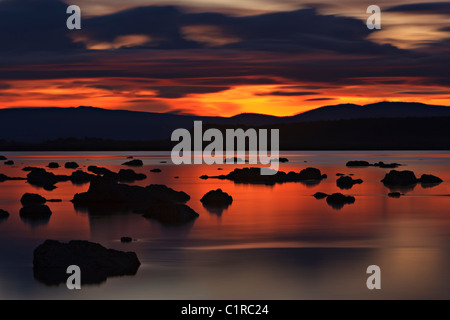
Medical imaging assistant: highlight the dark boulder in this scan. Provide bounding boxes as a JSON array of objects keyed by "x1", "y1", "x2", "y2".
[
  {"x1": 33, "y1": 240, "x2": 141, "y2": 285},
  {"x1": 381, "y1": 170, "x2": 418, "y2": 186},
  {"x1": 117, "y1": 169, "x2": 146, "y2": 182},
  {"x1": 121, "y1": 237, "x2": 133, "y2": 243},
  {"x1": 4, "y1": 160, "x2": 14, "y2": 165},
  {"x1": 65, "y1": 162, "x2": 79, "y2": 169},
  {"x1": 88, "y1": 166, "x2": 114, "y2": 176},
  {"x1": 0, "y1": 155, "x2": 6, "y2": 160},
  {"x1": 326, "y1": 193, "x2": 356, "y2": 210},
  {"x1": 48, "y1": 162, "x2": 60, "y2": 169},
  {"x1": 388, "y1": 192, "x2": 402, "y2": 198},
  {"x1": 26, "y1": 168, "x2": 70, "y2": 189},
  {"x1": 373, "y1": 161, "x2": 401, "y2": 168},
  {"x1": 72, "y1": 179, "x2": 191, "y2": 214},
  {"x1": 70, "y1": 170, "x2": 96, "y2": 184},
  {"x1": 0, "y1": 209, "x2": 9, "y2": 220},
  {"x1": 313, "y1": 192, "x2": 328, "y2": 199},
  {"x1": 23, "y1": 166, "x2": 39, "y2": 172},
  {"x1": 336, "y1": 176, "x2": 363, "y2": 189},
  {"x1": 0, "y1": 173, "x2": 26, "y2": 183},
  {"x1": 200, "y1": 189, "x2": 233, "y2": 207},
  {"x1": 200, "y1": 167, "x2": 326, "y2": 185},
  {"x1": 298, "y1": 167, "x2": 327, "y2": 180},
  {"x1": 20, "y1": 204, "x2": 52, "y2": 221},
  {"x1": 150, "y1": 168, "x2": 162, "y2": 173},
  {"x1": 122, "y1": 159, "x2": 143, "y2": 167},
  {"x1": 346, "y1": 161, "x2": 370, "y2": 167},
  {"x1": 271, "y1": 157, "x2": 289, "y2": 163},
  {"x1": 21, "y1": 193, "x2": 47, "y2": 206},
  {"x1": 143, "y1": 200, "x2": 199, "y2": 226},
  {"x1": 418, "y1": 174, "x2": 443, "y2": 184}
]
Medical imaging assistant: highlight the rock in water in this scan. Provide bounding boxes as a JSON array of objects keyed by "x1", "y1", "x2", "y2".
[
  {"x1": 122, "y1": 159, "x2": 143, "y2": 167},
  {"x1": 336, "y1": 176, "x2": 363, "y2": 189},
  {"x1": 0, "y1": 155, "x2": 7, "y2": 160},
  {"x1": 0, "y1": 209, "x2": 10, "y2": 220},
  {"x1": 48, "y1": 162, "x2": 60, "y2": 168},
  {"x1": 4, "y1": 160, "x2": 14, "y2": 165},
  {"x1": 326, "y1": 193, "x2": 356, "y2": 210},
  {"x1": 65, "y1": 162, "x2": 79, "y2": 169},
  {"x1": 388, "y1": 192, "x2": 402, "y2": 198},
  {"x1": 346, "y1": 161, "x2": 370, "y2": 167},
  {"x1": 143, "y1": 200, "x2": 199, "y2": 226},
  {"x1": 33, "y1": 239, "x2": 141, "y2": 285},
  {"x1": 200, "y1": 189, "x2": 233, "y2": 209},
  {"x1": 418, "y1": 174, "x2": 443, "y2": 184},
  {"x1": 381, "y1": 170, "x2": 418, "y2": 186},
  {"x1": 21, "y1": 193, "x2": 47, "y2": 206},
  {"x1": 121, "y1": 237, "x2": 133, "y2": 243},
  {"x1": 150, "y1": 168, "x2": 162, "y2": 173},
  {"x1": 20, "y1": 205, "x2": 52, "y2": 223},
  {"x1": 313, "y1": 192, "x2": 328, "y2": 199}
]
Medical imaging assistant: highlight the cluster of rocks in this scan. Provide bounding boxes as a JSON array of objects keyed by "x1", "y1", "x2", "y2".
[
  {"x1": 33, "y1": 239, "x2": 140, "y2": 285},
  {"x1": 72, "y1": 178, "x2": 198, "y2": 225},
  {"x1": 336, "y1": 176, "x2": 363, "y2": 189},
  {"x1": 19, "y1": 193, "x2": 53, "y2": 225},
  {"x1": 313, "y1": 192, "x2": 356, "y2": 210},
  {"x1": 200, "y1": 167, "x2": 327, "y2": 185},
  {"x1": 346, "y1": 161, "x2": 402, "y2": 168},
  {"x1": 88, "y1": 166, "x2": 146, "y2": 182},
  {"x1": 122, "y1": 159, "x2": 143, "y2": 167},
  {"x1": 381, "y1": 170, "x2": 443, "y2": 187}
]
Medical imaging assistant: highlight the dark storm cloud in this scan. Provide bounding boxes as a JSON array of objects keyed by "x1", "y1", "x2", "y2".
[
  {"x1": 386, "y1": 2, "x2": 450, "y2": 15},
  {"x1": 305, "y1": 97, "x2": 337, "y2": 101},
  {"x1": 151, "y1": 86, "x2": 231, "y2": 98},
  {"x1": 257, "y1": 91, "x2": 319, "y2": 96},
  {"x1": 0, "y1": 0, "x2": 83, "y2": 52}
]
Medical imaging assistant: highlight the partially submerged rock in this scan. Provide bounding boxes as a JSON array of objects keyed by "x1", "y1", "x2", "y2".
[
  {"x1": 150, "y1": 168, "x2": 162, "y2": 173},
  {"x1": 271, "y1": 157, "x2": 289, "y2": 163},
  {"x1": 347, "y1": 160, "x2": 401, "y2": 168},
  {"x1": 143, "y1": 200, "x2": 199, "y2": 226},
  {"x1": 0, "y1": 209, "x2": 9, "y2": 220},
  {"x1": 381, "y1": 170, "x2": 418, "y2": 186},
  {"x1": 48, "y1": 162, "x2": 60, "y2": 169},
  {"x1": 373, "y1": 161, "x2": 401, "y2": 168},
  {"x1": 388, "y1": 192, "x2": 402, "y2": 198},
  {"x1": 200, "y1": 189, "x2": 233, "y2": 207},
  {"x1": 0, "y1": 155, "x2": 6, "y2": 160},
  {"x1": 88, "y1": 166, "x2": 146, "y2": 182},
  {"x1": 336, "y1": 176, "x2": 363, "y2": 189},
  {"x1": 418, "y1": 174, "x2": 443, "y2": 184},
  {"x1": 346, "y1": 161, "x2": 370, "y2": 167},
  {"x1": 122, "y1": 159, "x2": 143, "y2": 167},
  {"x1": 4, "y1": 160, "x2": 14, "y2": 165},
  {"x1": 65, "y1": 162, "x2": 79, "y2": 169},
  {"x1": 326, "y1": 193, "x2": 356, "y2": 210},
  {"x1": 33, "y1": 239, "x2": 141, "y2": 285},
  {"x1": 200, "y1": 167, "x2": 327, "y2": 185},
  {"x1": 20, "y1": 204, "x2": 52, "y2": 224},
  {"x1": 21, "y1": 193, "x2": 46, "y2": 206},
  {"x1": 313, "y1": 192, "x2": 328, "y2": 199},
  {"x1": 121, "y1": 237, "x2": 133, "y2": 243},
  {"x1": 0, "y1": 173, "x2": 26, "y2": 183},
  {"x1": 72, "y1": 179, "x2": 195, "y2": 224}
]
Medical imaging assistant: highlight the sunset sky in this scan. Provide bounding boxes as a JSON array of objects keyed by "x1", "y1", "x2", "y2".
[{"x1": 0, "y1": 0, "x2": 449, "y2": 116}]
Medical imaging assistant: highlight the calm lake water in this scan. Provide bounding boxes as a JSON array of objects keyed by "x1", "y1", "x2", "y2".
[{"x1": 0, "y1": 151, "x2": 449, "y2": 299}]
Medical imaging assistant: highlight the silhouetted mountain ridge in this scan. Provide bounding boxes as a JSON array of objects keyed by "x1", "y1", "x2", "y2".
[{"x1": 0, "y1": 102, "x2": 448, "y2": 142}]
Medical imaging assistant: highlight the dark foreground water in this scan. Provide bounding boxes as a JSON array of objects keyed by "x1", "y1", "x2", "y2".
[{"x1": 0, "y1": 151, "x2": 449, "y2": 299}]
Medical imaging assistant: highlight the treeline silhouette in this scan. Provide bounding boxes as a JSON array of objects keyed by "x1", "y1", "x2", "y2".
[{"x1": 0, "y1": 117, "x2": 449, "y2": 151}]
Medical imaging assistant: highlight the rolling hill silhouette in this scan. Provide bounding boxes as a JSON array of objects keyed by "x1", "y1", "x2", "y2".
[{"x1": 0, "y1": 102, "x2": 449, "y2": 143}]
